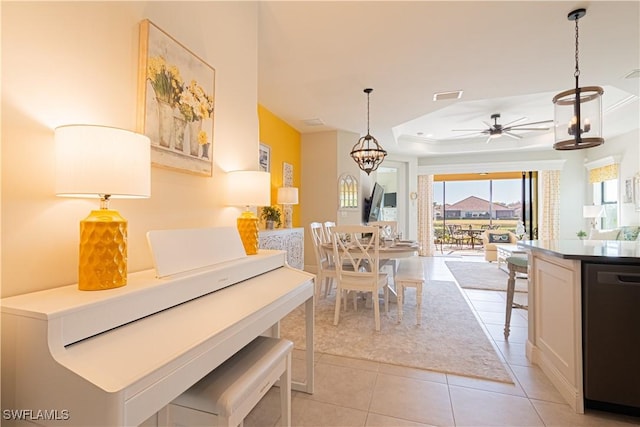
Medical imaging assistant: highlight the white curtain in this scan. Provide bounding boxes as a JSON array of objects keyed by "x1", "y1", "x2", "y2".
[
  {"x1": 539, "y1": 169, "x2": 560, "y2": 240},
  {"x1": 417, "y1": 174, "x2": 435, "y2": 256}
]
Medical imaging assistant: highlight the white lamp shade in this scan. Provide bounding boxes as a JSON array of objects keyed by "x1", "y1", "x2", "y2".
[
  {"x1": 583, "y1": 205, "x2": 605, "y2": 218},
  {"x1": 277, "y1": 187, "x2": 299, "y2": 205},
  {"x1": 55, "y1": 125, "x2": 151, "y2": 198},
  {"x1": 226, "y1": 170, "x2": 271, "y2": 207}
]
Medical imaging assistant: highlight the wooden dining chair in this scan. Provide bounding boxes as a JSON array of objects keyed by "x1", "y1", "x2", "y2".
[
  {"x1": 368, "y1": 221, "x2": 398, "y2": 240},
  {"x1": 331, "y1": 225, "x2": 389, "y2": 331},
  {"x1": 309, "y1": 222, "x2": 337, "y2": 298},
  {"x1": 368, "y1": 220, "x2": 399, "y2": 281},
  {"x1": 323, "y1": 221, "x2": 336, "y2": 244}
]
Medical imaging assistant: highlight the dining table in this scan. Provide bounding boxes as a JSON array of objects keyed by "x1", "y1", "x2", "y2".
[
  {"x1": 320, "y1": 239, "x2": 419, "y2": 261},
  {"x1": 321, "y1": 239, "x2": 420, "y2": 302},
  {"x1": 464, "y1": 228, "x2": 485, "y2": 249}
]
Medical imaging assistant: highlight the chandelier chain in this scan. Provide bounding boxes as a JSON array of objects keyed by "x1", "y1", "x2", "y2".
[
  {"x1": 366, "y1": 90, "x2": 371, "y2": 134},
  {"x1": 574, "y1": 15, "x2": 580, "y2": 78}
]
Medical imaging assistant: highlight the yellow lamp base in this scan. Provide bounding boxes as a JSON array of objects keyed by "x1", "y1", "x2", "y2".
[
  {"x1": 78, "y1": 209, "x2": 128, "y2": 291},
  {"x1": 237, "y1": 211, "x2": 259, "y2": 255}
]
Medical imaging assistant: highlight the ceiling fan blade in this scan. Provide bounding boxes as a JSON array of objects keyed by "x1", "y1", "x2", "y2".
[
  {"x1": 508, "y1": 119, "x2": 553, "y2": 128},
  {"x1": 485, "y1": 135, "x2": 493, "y2": 144},
  {"x1": 481, "y1": 120, "x2": 492, "y2": 128},
  {"x1": 451, "y1": 128, "x2": 486, "y2": 132},
  {"x1": 502, "y1": 116, "x2": 527, "y2": 128},
  {"x1": 503, "y1": 131, "x2": 523, "y2": 140}
]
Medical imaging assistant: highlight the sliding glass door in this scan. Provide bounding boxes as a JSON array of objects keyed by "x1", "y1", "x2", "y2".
[{"x1": 433, "y1": 171, "x2": 537, "y2": 241}]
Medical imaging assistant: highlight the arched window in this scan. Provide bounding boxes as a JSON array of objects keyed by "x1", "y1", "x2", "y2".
[{"x1": 338, "y1": 173, "x2": 358, "y2": 209}]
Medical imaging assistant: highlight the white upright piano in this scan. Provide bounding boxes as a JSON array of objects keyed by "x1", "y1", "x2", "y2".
[{"x1": 1, "y1": 227, "x2": 315, "y2": 426}]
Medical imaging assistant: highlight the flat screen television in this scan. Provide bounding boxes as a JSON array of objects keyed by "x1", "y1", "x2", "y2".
[{"x1": 363, "y1": 182, "x2": 384, "y2": 224}]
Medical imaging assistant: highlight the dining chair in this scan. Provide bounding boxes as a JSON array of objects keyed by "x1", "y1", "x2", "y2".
[
  {"x1": 446, "y1": 224, "x2": 469, "y2": 248},
  {"x1": 323, "y1": 221, "x2": 336, "y2": 244},
  {"x1": 368, "y1": 220, "x2": 399, "y2": 281},
  {"x1": 331, "y1": 225, "x2": 389, "y2": 331},
  {"x1": 368, "y1": 221, "x2": 398, "y2": 240},
  {"x1": 309, "y1": 222, "x2": 337, "y2": 299}
]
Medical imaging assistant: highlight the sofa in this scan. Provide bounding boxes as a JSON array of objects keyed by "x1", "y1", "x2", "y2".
[
  {"x1": 482, "y1": 230, "x2": 518, "y2": 262},
  {"x1": 588, "y1": 226, "x2": 640, "y2": 241}
]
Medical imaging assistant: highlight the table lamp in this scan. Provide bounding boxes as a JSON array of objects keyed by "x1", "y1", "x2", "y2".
[
  {"x1": 55, "y1": 125, "x2": 151, "y2": 291},
  {"x1": 583, "y1": 205, "x2": 605, "y2": 230},
  {"x1": 277, "y1": 187, "x2": 298, "y2": 229},
  {"x1": 226, "y1": 170, "x2": 271, "y2": 255}
]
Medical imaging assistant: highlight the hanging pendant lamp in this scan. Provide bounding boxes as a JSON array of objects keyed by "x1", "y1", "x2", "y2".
[
  {"x1": 552, "y1": 8, "x2": 604, "y2": 150},
  {"x1": 351, "y1": 88, "x2": 387, "y2": 174}
]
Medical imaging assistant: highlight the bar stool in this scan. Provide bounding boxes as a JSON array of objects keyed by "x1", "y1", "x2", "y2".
[{"x1": 504, "y1": 256, "x2": 528, "y2": 339}]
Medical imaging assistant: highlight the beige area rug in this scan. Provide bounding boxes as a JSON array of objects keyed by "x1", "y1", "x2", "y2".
[
  {"x1": 445, "y1": 261, "x2": 528, "y2": 292},
  {"x1": 280, "y1": 280, "x2": 513, "y2": 384}
]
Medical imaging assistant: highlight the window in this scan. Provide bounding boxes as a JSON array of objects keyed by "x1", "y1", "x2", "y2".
[
  {"x1": 593, "y1": 179, "x2": 618, "y2": 229},
  {"x1": 588, "y1": 162, "x2": 619, "y2": 229},
  {"x1": 338, "y1": 173, "x2": 358, "y2": 209}
]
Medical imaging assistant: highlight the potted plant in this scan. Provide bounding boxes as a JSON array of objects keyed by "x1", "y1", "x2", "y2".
[
  {"x1": 577, "y1": 230, "x2": 587, "y2": 240},
  {"x1": 260, "y1": 206, "x2": 282, "y2": 230}
]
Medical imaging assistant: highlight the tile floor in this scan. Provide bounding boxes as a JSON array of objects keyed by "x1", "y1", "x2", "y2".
[{"x1": 245, "y1": 255, "x2": 640, "y2": 427}]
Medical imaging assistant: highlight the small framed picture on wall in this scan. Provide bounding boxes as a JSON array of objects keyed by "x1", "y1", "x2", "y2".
[
  {"x1": 259, "y1": 143, "x2": 270, "y2": 172},
  {"x1": 623, "y1": 178, "x2": 633, "y2": 203},
  {"x1": 634, "y1": 174, "x2": 640, "y2": 212}
]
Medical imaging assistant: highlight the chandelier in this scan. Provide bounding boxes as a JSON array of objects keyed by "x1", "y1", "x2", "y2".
[
  {"x1": 552, "y1": 8, "x2": 604, "y2": 150},
  {"x1": 350, "y1": 88, "x2": 387, "y2": 174}
]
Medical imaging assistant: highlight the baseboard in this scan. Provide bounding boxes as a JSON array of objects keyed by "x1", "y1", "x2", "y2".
[{"x1": 529, "y1": 344, "x2": 584, "y2": 414}]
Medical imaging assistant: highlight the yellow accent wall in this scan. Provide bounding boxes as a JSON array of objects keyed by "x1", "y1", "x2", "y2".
[{"x1": 258, "y1": 105, "x2": 301, "y2": 227}]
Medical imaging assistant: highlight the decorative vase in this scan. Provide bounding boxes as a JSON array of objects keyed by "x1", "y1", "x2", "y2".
[
  {"x1": 172, "y1": 116, "x2": 187, "y2": 152},
  {"x1": 201, "y1": 142, "x2": 210, "y2": 159},
  {"x1": 156, "y1": 99, "x2": 173, "y2": 148},
  {"x1": 189, "y1": 120, "x2": 202, "y2": 156},
  {"x1": 266, "y1": 220, "x2": 275, "y2": 230}
]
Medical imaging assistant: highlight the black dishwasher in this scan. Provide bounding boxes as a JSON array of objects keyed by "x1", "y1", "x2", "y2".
[{"x1": 583, "y1": 262, "x2": 640, "y2": 417}]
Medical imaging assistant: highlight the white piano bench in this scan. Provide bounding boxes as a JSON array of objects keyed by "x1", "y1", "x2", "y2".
[{"x1": 164, "y1": 336, "x2": 293, "y2": 427}]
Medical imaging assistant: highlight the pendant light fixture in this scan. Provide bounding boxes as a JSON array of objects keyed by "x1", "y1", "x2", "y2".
[
  {"x1": 552, "y1": 8, "x2": 604, "y2": 150},
  {"x1": 351, "y1": 88, "x2": 387, "y2": 174}
]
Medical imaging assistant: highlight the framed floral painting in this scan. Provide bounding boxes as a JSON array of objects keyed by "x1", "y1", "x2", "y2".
[{"x1": 137, "y1": 19, "x2": 215, "y2": 176}]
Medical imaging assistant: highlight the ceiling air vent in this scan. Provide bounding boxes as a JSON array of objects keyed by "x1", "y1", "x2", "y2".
[
  {"x1": 302, "y1": 118, "x2": 324, "y2": 126},
  {"x1": 433, "y1": 90, "x2": 463, "y2": 101}
]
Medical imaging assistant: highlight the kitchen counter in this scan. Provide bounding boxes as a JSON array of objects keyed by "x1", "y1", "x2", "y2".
[
  {"x1": 518, "y1": 239, "x2": 640, "y2": 416},
  {"x1": 517, "y1": 239, "x2": 640, "y2": 262}
]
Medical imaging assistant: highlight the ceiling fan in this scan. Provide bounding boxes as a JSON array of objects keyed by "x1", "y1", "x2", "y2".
[{"x1": 452, "y1": 113, "x2": 552, "y2": 144}]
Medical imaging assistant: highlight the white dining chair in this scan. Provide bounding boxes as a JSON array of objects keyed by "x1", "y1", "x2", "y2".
[
  {"x1": 368, "y1": 221, "x2": 398, "y2": 240},
  {"x1": 368, "y1": 220, "x2": 399, "y2": 283},
  {"x1": 332, "y1": 225, "x2": 389, "y2": 331},
  {"x1": 310, "y1": 222, "x2": 337, "y2": 299},
  {"x1": 323, "y1": 221, "x2": 336, "y2": 244}
]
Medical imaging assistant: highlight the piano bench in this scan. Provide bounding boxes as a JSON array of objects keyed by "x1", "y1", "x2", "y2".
[{"x1": 167, "y1": 336, "x2": 293, "y2": 427}]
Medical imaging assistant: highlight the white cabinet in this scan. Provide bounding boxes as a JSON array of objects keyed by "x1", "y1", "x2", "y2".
[
  {"x1": 259, "y1": 228, "x2": 304, "y2": 269},
  {"x1": 527, "y1": 251, "x2": 583, "y2": 413}
]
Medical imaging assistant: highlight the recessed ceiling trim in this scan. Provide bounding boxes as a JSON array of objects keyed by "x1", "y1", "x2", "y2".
[{"x1": 419, "y1": 159, "x2": 566, "y2": 175}]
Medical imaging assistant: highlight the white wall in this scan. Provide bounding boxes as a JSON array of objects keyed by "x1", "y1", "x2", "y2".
[
  {"x1": 1, "y1": 2, "x2": 259, "y2": 297},
  {"x1": 300, "y1": 131, "x2": 338, "y2": 270}
]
